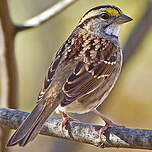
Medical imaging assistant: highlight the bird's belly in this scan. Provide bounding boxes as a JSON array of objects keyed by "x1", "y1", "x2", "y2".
[
  {"x1": 55, "y1": 100, "x2": 91, "y2": 114},
  {"x1": 55, "y1": 73, "x2": 118, "y2": 115},
  {"x1": 55, "y1": 83, "x2": 113, "y2": 114}
]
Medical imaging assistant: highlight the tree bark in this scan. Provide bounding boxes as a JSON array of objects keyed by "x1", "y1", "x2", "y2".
[{"x1": 1, "y1": 108, "x2": 152, "y2": 150}]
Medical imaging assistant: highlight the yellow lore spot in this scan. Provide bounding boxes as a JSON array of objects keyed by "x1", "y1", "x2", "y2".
[{"x1": 106, "y1": 8, "x2": 119, "y2": 15}]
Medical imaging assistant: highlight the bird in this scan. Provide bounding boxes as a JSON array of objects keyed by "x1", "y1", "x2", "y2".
[{"x1": 7, "y1": 5, "x2": 132, "y2": 147}]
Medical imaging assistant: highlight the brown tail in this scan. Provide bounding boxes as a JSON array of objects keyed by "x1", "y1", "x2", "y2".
[{"x1": 7, "y1": 101, "x2": 59, "y2": 147}]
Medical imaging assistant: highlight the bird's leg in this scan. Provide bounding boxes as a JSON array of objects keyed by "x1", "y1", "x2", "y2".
[
  {"x1": 92, "y1": 109, "x2": 124, "y2": 137},
  {"x1": 60, "y1": 111, "x2": 79, "y2": 135}
]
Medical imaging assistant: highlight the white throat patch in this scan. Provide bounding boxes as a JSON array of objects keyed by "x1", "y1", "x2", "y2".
[{"x1": 105, "y1": 23, "x2": 120, "y2": 37}]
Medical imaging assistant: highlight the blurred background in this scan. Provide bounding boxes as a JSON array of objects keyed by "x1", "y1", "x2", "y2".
[{"x1": 0, "y1": 0, "x2": 152, "y2": 151}]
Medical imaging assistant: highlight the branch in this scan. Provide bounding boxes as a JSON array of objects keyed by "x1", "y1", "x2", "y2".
[
  {"x1": 15, "y1": 0, "x2": 79, "y2": 32},
  {"x1": 1, "y1": 108, "x2": 152, "y2": 150}
]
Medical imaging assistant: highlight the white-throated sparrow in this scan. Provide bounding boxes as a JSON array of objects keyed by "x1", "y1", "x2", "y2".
[{"x1": 7, "y1": 5, "x2": 132, "y2": 147}]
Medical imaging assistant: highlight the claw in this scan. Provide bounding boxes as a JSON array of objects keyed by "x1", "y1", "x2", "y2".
[
  {"x1": 92, "y1": 109, "x2": 125, "y2": 138},
  {"x1": 61, "y1": 112, "x2": 79, "y2": 136}
]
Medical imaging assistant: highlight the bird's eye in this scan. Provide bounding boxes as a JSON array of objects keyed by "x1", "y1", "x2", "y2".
[{"x1": 101, "y1": 13, "x2": 110, "y2": 20}]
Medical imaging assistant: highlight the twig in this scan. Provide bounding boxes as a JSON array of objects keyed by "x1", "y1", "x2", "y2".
[
  {"x1": 15, "y1": 0, "x2": 79, "y2": 32},
  {"x1": 1, "y1": 108, "x2": 152, "y2": 150}
]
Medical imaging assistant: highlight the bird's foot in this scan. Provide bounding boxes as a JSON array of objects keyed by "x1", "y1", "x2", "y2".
[
  {"x1": 99, "y1": 119, "x2": 124, "y2": 138},
  {"x1": 92, "y1": 109, "x2": 124, "y2": 138},
  {"x1": 61, "y1": 111, "x2": 79, "y2": 136}
]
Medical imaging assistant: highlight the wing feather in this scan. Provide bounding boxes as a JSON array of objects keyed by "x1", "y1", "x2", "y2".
[
  {"x1": 61, "y1": 34, "x2": 118, "y2": 106},
  {"x1": 38, "y1": 31, "x2": 118, "y2": 107}
]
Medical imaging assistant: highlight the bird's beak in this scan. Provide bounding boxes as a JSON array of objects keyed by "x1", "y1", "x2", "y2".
[{"x1": 116, "y1": 14, "x2": 133, "y2": 24}]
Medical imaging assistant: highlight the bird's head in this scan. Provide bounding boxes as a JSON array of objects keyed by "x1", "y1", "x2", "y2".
[{"x1": 79, "y1": 5, "x2": 133, "y2": 37}]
